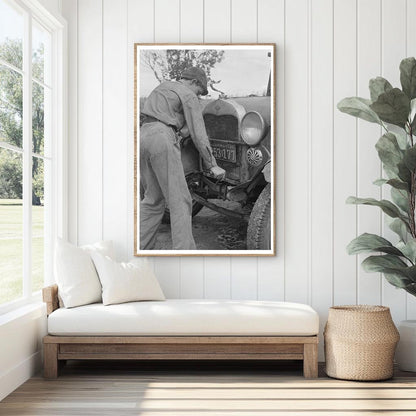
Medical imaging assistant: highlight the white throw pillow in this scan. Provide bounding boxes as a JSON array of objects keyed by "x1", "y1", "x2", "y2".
[
  {"x1": 90, "y1": 252, "x2": 165, "y2": 306},
  {"x1": 81, "y1": 240, "x2": 115, "y2": 259},
  {"x1": 54, "y1": 239, "x2": 114, "y2": 308}
]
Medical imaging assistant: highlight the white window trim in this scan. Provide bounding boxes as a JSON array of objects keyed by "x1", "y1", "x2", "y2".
[{"x1": 0, "y1": 0, "x2": 67, "y2": 315}]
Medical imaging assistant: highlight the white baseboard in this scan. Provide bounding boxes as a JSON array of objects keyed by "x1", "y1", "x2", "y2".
[{"x1": 0, "y1": 351, "x2": 42, "y2": 401}]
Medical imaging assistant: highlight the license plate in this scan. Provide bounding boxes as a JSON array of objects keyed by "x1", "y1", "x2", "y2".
[{"x1": 211, "y1": 142, "x2": 236, "y2": 163}]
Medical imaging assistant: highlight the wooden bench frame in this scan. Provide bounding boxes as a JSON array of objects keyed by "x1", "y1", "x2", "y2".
[{"x1": 43, "y1": 285, "x2": 319, "y2": 379}]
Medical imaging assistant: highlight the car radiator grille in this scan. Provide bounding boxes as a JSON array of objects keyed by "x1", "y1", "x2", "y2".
[{"x1": 203, "y1": 114, "x2": 239, "y2": 141}]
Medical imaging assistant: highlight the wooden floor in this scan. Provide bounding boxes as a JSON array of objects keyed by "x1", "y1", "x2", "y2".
[{"x1": 1, "y1": 360, "x2": 416, "y2": 415}]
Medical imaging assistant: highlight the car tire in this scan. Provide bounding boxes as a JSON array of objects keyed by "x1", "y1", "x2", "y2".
[{"x1": 247, "y1": 184, "x2": 271, "y2": 250}]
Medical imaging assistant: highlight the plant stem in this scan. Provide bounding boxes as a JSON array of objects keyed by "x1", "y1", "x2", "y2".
[{"x1": 409, "y1": 123, "x2": 416, "y2": 238}]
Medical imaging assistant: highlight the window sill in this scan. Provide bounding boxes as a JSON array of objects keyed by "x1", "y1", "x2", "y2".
[{"x1": 0, "y1": 299, "x2": 45, "y2": 327}]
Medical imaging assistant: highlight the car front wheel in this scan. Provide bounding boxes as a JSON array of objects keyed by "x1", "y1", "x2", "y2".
[{"x1": 247, "y1": 184, "x2": 271, "y2": 250}]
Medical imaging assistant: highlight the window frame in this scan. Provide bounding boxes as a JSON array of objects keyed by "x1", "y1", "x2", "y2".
[{"x1": 0, "y1": 0, "x2": 67, "y2": 315}]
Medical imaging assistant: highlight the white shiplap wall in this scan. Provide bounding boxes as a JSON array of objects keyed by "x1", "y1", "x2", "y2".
[{"x1": 61, "y1": 0, "x2": 416, "y2": 355}]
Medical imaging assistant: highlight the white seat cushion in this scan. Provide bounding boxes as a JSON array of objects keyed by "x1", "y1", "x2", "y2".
[{"x1": 47, "y1": 299, "x2": 319, "y2": 336}]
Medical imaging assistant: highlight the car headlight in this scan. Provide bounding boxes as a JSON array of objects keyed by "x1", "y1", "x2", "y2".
[{"x1": 240, "y1": 111, "x2": 267, "y2": 146}]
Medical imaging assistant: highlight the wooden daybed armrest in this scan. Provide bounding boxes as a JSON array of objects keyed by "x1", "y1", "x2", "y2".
[{"x1": 42, "y1": 284, "x2": 59, "y2": 315}]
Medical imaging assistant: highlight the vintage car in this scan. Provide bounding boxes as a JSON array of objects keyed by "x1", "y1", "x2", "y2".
[{"x1": 171, "y1": 92, "x2": 273, "y2": 251}]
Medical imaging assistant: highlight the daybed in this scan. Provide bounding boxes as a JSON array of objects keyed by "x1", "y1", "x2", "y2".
[{"x1": 42, "y1": 284, "x2": 320, "y2": 379}]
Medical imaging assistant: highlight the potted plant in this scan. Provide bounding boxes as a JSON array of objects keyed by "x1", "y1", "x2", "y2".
[{"x1": 337, "y1": 57, "x2": 416, "y2": 372}]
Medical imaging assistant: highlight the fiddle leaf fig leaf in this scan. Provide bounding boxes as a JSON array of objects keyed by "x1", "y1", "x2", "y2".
[
  {"x1": 375, "y1": 132, "x2": 404, "y2": 173},
  {"x1": 361, "y1": 255, "x2": 416, "y2": 287},
  {"x1": 337, "y1": 97, "x2": 382, "y2": 125},
  {"x1": 398, "y1": 161, "x2": 412, "y2": 185},
  {"x1": 370, "y1": 88, "x2": 410, "y2": 127},
  {"x1": 341, "y1": 58, "x2": 416, "y2": 298},
  {"x1": 383, "y1": 271, "x2": 412, "y2": 288},
  {"x1": 403, "y1": 265, "x2": 416, "y2": 282},
  {"x1": 410, "y1": 98, "x2": 416, "y2": 124},
  {"x1": 385, "y1": 178, "x2": 410, "y2": 191},
  {"x1": 391, "y1": 187, "x2": 410, "y2": 214},
  {"x1": 411, "y1": 98, "x2": 416, "y2": 132},
  {"x1": 369, "y1": 77, "x2": 393, "y2": 102},
  {"x1": 373, "y1": 178, "x2": 388, "y2": 186},
  {"x1": 347, "y1": 233, "x2": 403, "y2": 256},
  {"x1": 395, "y1": 130, "x2": 409, "y2": 150},
  {"x1": 404, "y1": 283, "x2": 416, "y2": 296},
  {"x1": 397, "y1": 240, "x2": 416, "y2": 264},
  {"x1": 346, "y1": 196, "x2": 406, "y2": 219},
  {"x1": 389, "y1": 218, "x2": 410, "y2": 241},
  {"x1": 372, "y1": 178, "x2": 409, "y2": 191},
  {"x1": 403, "y1": 146, "x2": 416, "y2": 172},
  {"x1": 384, "y1": 166, "x2": 400, "y2": 180},
  {"x1": 400, "y1": 57, "x2": 416, "y2": 100},
  {"x1": 362, "y1": 254, "x2": 408, "y2": 272}
]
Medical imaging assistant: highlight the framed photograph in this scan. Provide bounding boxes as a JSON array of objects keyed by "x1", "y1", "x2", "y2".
[{"x1": 134, "y1": 43, "x2": 275, "y2": 256}]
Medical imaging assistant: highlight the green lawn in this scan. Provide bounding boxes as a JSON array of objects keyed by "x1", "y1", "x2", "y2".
[{"x1": 0, "y1": 199, "x2": 44, "y2": 305}]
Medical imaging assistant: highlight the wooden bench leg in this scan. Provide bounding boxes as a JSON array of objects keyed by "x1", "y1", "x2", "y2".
[
  {"x1": 44, "y1": 343, "x2": 59, "y2": 379},
  {"x1": 303, "y1": 343, "x2": 318, "y2": 379}
]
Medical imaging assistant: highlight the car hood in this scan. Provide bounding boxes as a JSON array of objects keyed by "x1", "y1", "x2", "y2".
[{"x1": 201, "y1": 96, "x2": 271, "y2": 125}]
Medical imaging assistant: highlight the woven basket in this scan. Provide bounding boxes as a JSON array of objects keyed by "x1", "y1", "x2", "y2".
[{"x1": 324, "y1": 305, "x2": 399, "y2": 381}]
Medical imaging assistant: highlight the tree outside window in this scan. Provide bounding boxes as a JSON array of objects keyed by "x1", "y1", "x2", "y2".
[{"x1": 0, "y1": 0, "x2": 52, "y2": 306}]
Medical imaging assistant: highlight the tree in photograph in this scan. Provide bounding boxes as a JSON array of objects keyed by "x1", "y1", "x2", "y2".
[
  {"x1": 141, "y1": 49, "x2": 224, "y2": 87},
  {"x1": 0, "y1": 38, "x2": 44, "y2": 204}
]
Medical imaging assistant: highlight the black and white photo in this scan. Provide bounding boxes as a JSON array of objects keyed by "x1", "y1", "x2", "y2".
[{"x1": 134, "y1": 44, "x2": 275, "y2": 256}]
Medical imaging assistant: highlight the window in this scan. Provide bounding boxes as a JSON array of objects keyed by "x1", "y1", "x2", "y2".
[{"x1": 0, "y1": 0, "x2": 66, "y2": 312}]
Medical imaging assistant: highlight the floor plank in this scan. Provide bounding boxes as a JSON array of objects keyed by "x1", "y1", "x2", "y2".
[{"x1": 1, "y1": 361, "x2": 416, "y2": 415}]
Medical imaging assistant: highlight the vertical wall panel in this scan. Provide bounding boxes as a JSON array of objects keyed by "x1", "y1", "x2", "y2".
[
  {"x1": 408, "y1": 0, "x2": 416, "y2": 58},
  {"x1": 203, "y1": 0, "x2": 232, "y2": 299},
  {"x1": 61, "y1": 0, "x2": 77, "y2": 245},
  {"x1": 152, "y1": 0, "x2": 181, "y2": 297},
  {"x1": 284, "y1": 0, "x2": 309, "y2": 303},
  {"x1": 67, "y1": 0, "x2": 413, "y2": 328},
  {"x1": 178, "y1": 0, "x2": 205, "y2": 298},
  {"x1": 407, "y1": 0, "x2": 416, "y2": 319},
  {"x1": 77, "y1": 0, "x2": 103, "y2": 245},
  {"x1": 204, "y1": 0, "x2": 231, "y2": 42},
  {"x1": 333, "y1": 0, "x2": 357, "y2": 305},
  {"x1": 231, "y1": 258, "x2": 257, "y2": 299},
  {"x1": 356, "y1": 0, "x2": 382, "y2": 305},
  {"x1": 155, "y1": 0, "x2": 180, "y2": 42},
  {"x1": 229, "y1": 0, "x2": 258, "y2": 300},
  {"x1": 257, "y1": 0, "x2": 285, "y2": 301},
  {"x1": 230, "y1": 0, "x2": 257, "y2": 42},
  {"x1": 381, "y1": 0, "x2": 407, "y2": 322},
  {"x1": 38, "y1": 0, "x2": 61, "y2": 14},
  {"x1": 103, "y1": 0, "x2": 128, "y2": 260},
  {"x1": 127, "y1": 0, "x2": 154, "y2": 70},
  {"x1": 180, "y1": 258, "x2": 204, "y2": 298},
  {"x1": 154, "y1": 258, "x2": 181, "y2": 298},
  {"x1": 127, "y1": 0, "x2": 154, "y2": 263},
  {"x1": 204, "y1": 259, "x2": 231, "y2": 299},
  {"x1": 127, "y1": 0, "x2": 154, "y2": 275},
  {"x1": 310, "y1": 0, "x2": 333, "y2": 359},
  {"x1": 180, "y1": 0, "x2": 203, "y2": 43}
]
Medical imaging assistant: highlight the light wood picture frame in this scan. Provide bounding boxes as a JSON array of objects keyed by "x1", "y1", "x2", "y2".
[{"x1": 134, "y1": 43, "x2": 276, "y2": 256}]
